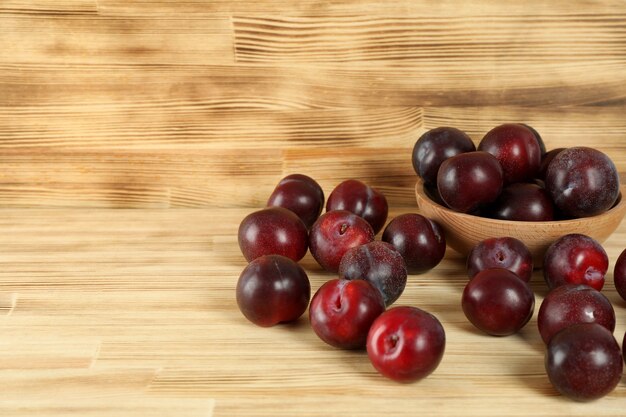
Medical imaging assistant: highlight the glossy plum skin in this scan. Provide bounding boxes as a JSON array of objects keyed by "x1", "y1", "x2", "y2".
[
  {"x1": 309, "y1": 279, "x2": 385, "y2": 349},
  {"x1": 367, "y1": 306, "x2": 446, "y2": 383},
  {"x1": 614, "y1": 248, "x2": 626, "y2": 301},
  {"x1": 267, "y1": 174, "x2": 324, "y2": 229},
  {"x1": 537, "y1": 284, "x2": 615, "y2": 344},
  {"x1": 238, "y1": 207, "x2": 308, "y2": 262},
  {"x1": 466, "y1": 237, "x2": 533, "y2": 282},
  {"x1": 309, "y1": 210, "x2": 375, "y2": 273},
  {"x1": 382, "y1": 214, "x2": 446, "y2": 274},
  {"x1": 546, "y1": 147, "x2": 620, "y2": 218},
  {"x1": 489, "y1": 183, "x2": 555, "y2": 221},
  {"x1": 478, "y1": 123, "x2": 542, "y2": 184},
  {"x1": 437, "y1": 151, "x2": 504, "y2": 213},
  {"x1": 236, "y1": 255, "x2": 310, "y2": 327},
  {"x1": 411, "y1": 127, "x2": 476, "y2": 186},
  {"x1": 339, "y1": 241, "x2": 407, "y2": 306},
  {"x1": 326, "y1": 179, "x2": 388, "y2": 234},
  {"x1": 543, "y1": 234, "x2": 608, "y2": 291},
  {"x1": 545, "y1": 323, "x2": 623, "y2": 401},
  {"x1": 520, "y1": 123, "x2": 546, "y2": 155},
  {"x1": 462, "y1": 268, "x2": 535, "y2": 336}
]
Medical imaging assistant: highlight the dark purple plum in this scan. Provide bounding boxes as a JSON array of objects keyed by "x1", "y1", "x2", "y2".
[
  {"x1": 309, "y1": 278, "x2": 385, "y2": 349},
  {"x1": 520, "y1": 123, "x2": 546, "y2": 155},
  {"x1": 543, "y1": 234, "x2": 608, "y2": 291},
  {"x1": 339, "y1": 241, "x2": 407, "y2": 306},
  {"x1": 236, "y1": 255, "x2": 310, "y2": 327},
  {"x1": 489, "y1": 183, "x2": 555, "y2": 221},
  {"x1": 546, "y1": 147, "x2": 620, "y2": 218},
  {"x1": 382, "y1": 213, "x2": 446, "y2": 274},
  {"x1": 614, "y1": 248, "x2": 626, "y2": 301},
  {"x1": 545, "y1": 323, "x2": 623, "y2": 401},
  {"x1": 238, "y1": 207, "x2": 308, "y2": 262},
  {"x1": 462, "y1": 268, "x2": 535, "y2": 336},
  {"x1": 309, "y1": 210, "x2": 375, "y2": 273},
  {"x1": 326, "y1": 179, "x2": 388, "y2": 234},
  {"x1": 478, "y1": 123, "x2": 542, "y2": 184},
  {"x1": 367, "y1": 306, "x2": 446, "y2": 382},
  {"x1": 267, "y1": 173, "x2": 324, "y2": 229},
  {"x1": 538, "y1": 148, "x2": 566, "y2": 181},
  {"x1": 466, "y1": 237, "x2": 533, "y2": 282},
  {"x1": 437, "y1": 151, "x2": 504, "y2": 213},
  {"x1": 412, "y1": 127, "x2": 476, "y2": 186},
  {"x1": 538, "y1": 284, "x2": 615, "y2": 344}
]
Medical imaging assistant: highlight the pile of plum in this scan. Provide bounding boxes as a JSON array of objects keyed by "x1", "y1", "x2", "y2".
[
  {"x1": 235, "y1": 123, "x2": 626, "y2": 401},
  {"x1": 414, "y1": 124, "x2": 620, "y2": 219}
]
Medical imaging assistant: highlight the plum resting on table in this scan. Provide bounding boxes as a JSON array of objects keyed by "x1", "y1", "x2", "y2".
[
  {"x1": 466, "y1": 237, "x2": 533, "y2": 283},
  {"x1": 238, "y1": 207, "x2": 308, "y2": 263},
  {"x1": 236, "y1": 255, "x2": 310, "y2": 327},
  {"x1": 309, "y1": 210, "x2": 375, "y2": 273},
  {"x1": 545, "y1": 323, "x2": 623, "y2": 401},
  {"x1": 462, "y1": 268, "x2": 535, "y2": 336},
  {"x1": 537, "y1": 284, "x2": 615, "y2": 345},
  {"x1": 339, "y1": 241, "x2": 407, "y2": 307},
  {"x1": 267, "y1": 173, "x2": 324, "y2": 229},
  {"x1": 382, "y1": 213, "x2": 446, "y2": 274},
  {"x1": 367, "y1": 306, "x2": 446, "y2": 383},
  {"x1": 309, "y1": 278, "x2": 385, "y2": 350},
  {"x1": 326, "y1": 179, "x2": 388, "y2": 234},
  {"x1": 543, "y1": 234, "x2": 608, "y2": 291}
]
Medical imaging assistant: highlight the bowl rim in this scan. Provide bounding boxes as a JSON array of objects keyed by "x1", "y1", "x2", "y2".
[{"x1": 415, "y1": 178, "x2": 626, "y2": 226}]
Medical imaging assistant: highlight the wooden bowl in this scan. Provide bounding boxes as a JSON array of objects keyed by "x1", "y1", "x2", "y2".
[{"x1": 415, "y1": 179, "x2": 626, "y2": 267}]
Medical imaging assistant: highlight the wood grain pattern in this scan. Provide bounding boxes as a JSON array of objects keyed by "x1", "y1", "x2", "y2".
[
  {"x1": 234, "y1": 15, "x2": 626, "y2": 63},
  {"x1": 1, "y1": 16, "x2": 234, "y2": 65},
  {"x1": 1, "y1": 1, "x2": 626, "y2": 416},
  {"x1": 0, "y1": 207, "x2": 624, "y2": 417}
]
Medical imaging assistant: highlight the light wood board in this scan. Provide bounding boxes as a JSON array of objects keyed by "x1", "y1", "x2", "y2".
[{"x1": 1, "y1": 0, "x2": 626, "y2": 415}]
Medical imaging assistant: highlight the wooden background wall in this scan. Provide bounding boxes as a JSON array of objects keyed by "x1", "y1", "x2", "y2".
[{"x1": 2, "y1": 0, "x2": 625, "y2": 209}]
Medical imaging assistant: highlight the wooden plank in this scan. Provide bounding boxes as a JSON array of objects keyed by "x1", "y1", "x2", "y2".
[
  {"x1": 0, "y1": 208, "x2": 623, "y2": 417},
  {"x1": 1, "y1": 62, "x2": 624, "y2": 107},
  {"x1": 233, "y1": 15, "x2": 626, "y2": 63},
  {"x1": 0, "y1": 1, "x2": 97, "y2": 15},
  {"x1": 0, "y1": 107, "x2": 421, "y2": 149},
  {"x1": 97, "y1": 0, "x2": 625, "y2": 16},
  {"x1": 0, "y1": 149, "x2": 283, "y2": 208},
  {"x1": 0, "y1": 16, "x2": 234, "y2": 65},
  {"x1": 0, "y1": 106, "x2": 625, "y2": 208},
  {"x1": 0, "y1": 337, "x2": 99, "y2": 369}
]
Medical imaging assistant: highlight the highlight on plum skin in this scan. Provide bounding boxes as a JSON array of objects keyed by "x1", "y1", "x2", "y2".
[
  {"x1": 309, "y1": 278, "x2": 385, "y2": 350},
  {"x1": 236, "y1": 255, "x2": 311, "y2": 327},
  {"x1": 238, "y1": 206, "x2": 308, "y2": 263},
  {"x1": 382, "y1": 213, "x2": 446, "y2": 274},
  {"x1": 537, "y1": 284, "x2": 615, "y2": 345},
  {"x1": 267, "y1": 173, "x2": 325, "y2": 229},
  {"x1": 366, "y1": 306, "x2": 446, "y2": 383},
  {"x1": 543, "y1": 233, "x2": 608, "y2": 291},
  {"x1": 461, "y1": 268, "x2": 535, "y2": 336},
  {"x1": 326, "y1": 179, "x2": 389, "y2": 234},
  {"x1": 309, "y1": 210, "x2": 375, "y2": 273},
  {"x1": 545, "y1": 323, "x2": 623, "y2": 401},
  {"x1": 338, "y1": 241, "x2": 407, "y2": 307}
]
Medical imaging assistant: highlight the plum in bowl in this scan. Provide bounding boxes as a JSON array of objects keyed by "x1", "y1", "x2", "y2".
[{"x1": 415, "y1": 178, "x2": 626, "y2": 266}]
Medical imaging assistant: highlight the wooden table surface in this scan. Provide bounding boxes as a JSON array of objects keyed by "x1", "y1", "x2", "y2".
[{"x1": 1, "y1": 1, "x2": 626, "y2": 416}]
